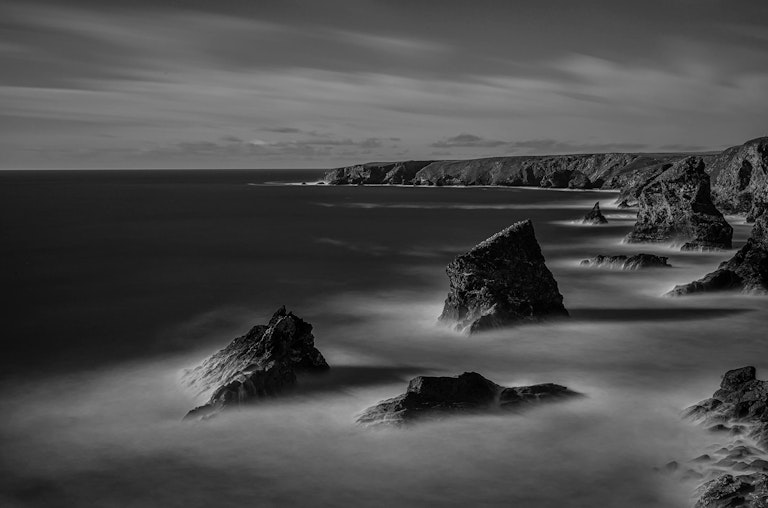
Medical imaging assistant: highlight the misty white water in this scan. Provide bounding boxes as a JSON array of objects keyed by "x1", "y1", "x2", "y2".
[{"x1": 1, "y1": 175, "x2": 765, "y2": 507}]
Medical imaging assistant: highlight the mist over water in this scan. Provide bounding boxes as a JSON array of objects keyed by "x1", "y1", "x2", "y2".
[{"x1": 1, "y1": 170, "x2": 765, "y2": 507}]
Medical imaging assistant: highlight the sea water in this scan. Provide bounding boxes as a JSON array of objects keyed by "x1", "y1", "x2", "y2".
[{"x1": 0, "y1": 170, "x2": 764, "y2": 507}]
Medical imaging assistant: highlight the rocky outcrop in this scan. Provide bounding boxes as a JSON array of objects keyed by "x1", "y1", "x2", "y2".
[
  {"x1": 667, "y1": 212, "x2": 768, "y2": 295},
  {"x1": 183, "y1": 307, "x2": 329, "y2": 420},
  {"x1": 680, "y1": 367, "x2": 768, "y2": 507},
  {"x1": 356, "y1": 372, "x2": 578, "y2": 426},
  {"x1": 439, "y1": 220, "x2": 568, "y2": 333},
  {"x1": 581, "y1": 201, "x2": 608, "y2": 224},
  {"x1": 579, "y1": 253, "x2": 670, "y2": 270},
  {"x1": 624, "y1": 157, "x2": 733, "y2": 251},
  {"x1": 708, "y1": 137, "x2": 768, "y2": 215}
]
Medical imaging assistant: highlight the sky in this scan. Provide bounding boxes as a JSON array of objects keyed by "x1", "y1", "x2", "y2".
[{"x1": 1, "y1": 0, "x2": 767, "y2": 169}]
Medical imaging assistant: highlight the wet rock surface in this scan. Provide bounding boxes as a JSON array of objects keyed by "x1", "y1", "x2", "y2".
[
  {"x1": 581, "y1": 201, "x2": 608, "y2": 224},
  {"x1": 580, "y1": 253, "x2": 671, "y2": 270},
  {"x1": 183, "y1": 307, "x2": 329, "y2": 420},
  {"x1": 356, "y1": 372, "x2": 578, "y2": 427},
  {"x1": 668, "y1": 212, "x2": 768, "y2": 296},
  {"x1": 624, "y1": 156, "x2": 733, "y2": 251},
  {"x1": 439, "y1": 219, "x2": 568, "y2": 333},
  {"x1": 667, "y1": 367, "x2": 768, "y2": 507}
]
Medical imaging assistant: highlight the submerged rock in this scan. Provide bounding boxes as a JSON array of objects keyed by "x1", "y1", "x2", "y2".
[
  {"x1": 581, "y1": 201, "x2": 608, "y2": 224},
  {"x1": 667, "y1": 212, "x2": 768, "y2": 295},
  {"x1": 439, "y1": 220, "x2": 568, "y2": 333},
  {"x1": 624, "y1": 156, "x2": 733, "y2": 251},
  {"x1": 183, "y1": 307, "x2": 329, "y2": 420},
  {"x1": 579, "y1": 253, "x2": 670, "y2": 270},
  {"x1": 356, "y1": 372, "x2": 578, "y2": 426}
]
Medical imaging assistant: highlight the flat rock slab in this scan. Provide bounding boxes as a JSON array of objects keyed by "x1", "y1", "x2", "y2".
[{"x1": 357, "y1": 372, "x2": 579, "y2": 427}]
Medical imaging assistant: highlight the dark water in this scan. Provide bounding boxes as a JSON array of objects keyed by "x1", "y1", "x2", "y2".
[{"x1": 0, "y1": 170, "x2": 764, "y2": 507}]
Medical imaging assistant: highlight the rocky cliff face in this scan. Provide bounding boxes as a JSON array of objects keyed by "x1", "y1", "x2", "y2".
[
  {"x1": 324, "y1": 153, "x2": 686, "y2": 189},
  {"x1": 708, "y1": 137, "x2": 768, "y2": 215},
  {"x1": 183, "y1": 307, "x2": 329, "y2": 420},
  {"x1": 356, "y1": 372, "x2": 578, "y2": 426},
  {"x1": 624, "y1": 157, "x2": 733, "y2": 250},
  {"x1": 439, "y1": 220, "x2": 567, "y2": 333},
  {"x1": 667, "y1": 211, "x2": 768, "y2": 295},
  {"x1": 323, "y1": 160, "x2": 434, "y2": 185}
]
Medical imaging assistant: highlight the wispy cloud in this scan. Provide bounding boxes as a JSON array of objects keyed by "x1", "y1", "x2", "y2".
[{"x1": 431, "y1": 134, "x2": 506, "y2": 148}]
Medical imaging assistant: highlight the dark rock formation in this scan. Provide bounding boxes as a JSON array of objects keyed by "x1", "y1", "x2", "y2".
[
  {"x1": 323, "y1": 160, "x2": 434, "y2": 185},
  {"x1": 439, "y1": 220, "x2": 568, "y2": 333},
  {"x1": 183, "y1": 307, "x2": 329, "y2": 420},
  {"x1": 324, "y1": 153, "x2": 687, "y2": 189},
  {"x1": 680, "y1": 367, "x2": 768, "y2": 507},
  {"x1": 579, "y1": 253, "x2": 670, "y2": 270},
  {"x1": 708, "y1": 137, "x2": 768, "y2": 216},
  {"x1": 356, "y1": 372, "x2": 578, "y2": 426},
  {"x1": 581, "y1": 201, "x2": 608, "y2": 224},
  {"x1": 695, "y1": 473, "x2": 768, "y2": 508},
  {"x1": 667, "y1": 212, "x2": 768, "y2": 295},
  {"x1": 624, "y1": 156, "x2": 733, "y2": 250},
  {"x1": 685, "y1": 367, "x2": 768, "y2": 448}
]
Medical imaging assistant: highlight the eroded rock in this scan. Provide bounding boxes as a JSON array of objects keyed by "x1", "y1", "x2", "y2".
[
  {"x1": 439, "y1": 220, "x2": 568, "y2": 333},
  {"x1": 624, "y1": 156, "x2": 733, "y2": 251},
  {"x1": 356, "y1": 372, "x2": 578, "y2": 427},
  {"x1": 183, "y1": 306, "x2": 329, "y2": 420},
  {"x1": 581, "y1": 201, "x2": 608, "y2": 224},
  {"x1": 667, "y1": 212, "x2": 768, "y2": 295}
]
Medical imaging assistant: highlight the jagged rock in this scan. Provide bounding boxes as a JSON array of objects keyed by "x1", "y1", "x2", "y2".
[
  {"x1": 439, "y1": 220, "x2": 568, "y2": 333},
  {"x1": 356, "y1": 372, "x2": 578, "y2": 426},
  {"x1": 708, "y1": 137, "x2": 768, "y2": 215},
  {"x1": 695, "y1": 473, "x2": 768, "y2": 508},
  {"x1": 183, "y1": 307, "x2": 329, "y2": 420},
  {"x1": 579, "y1": 253, "x2": 670, "y2": 270},
  {"x1": 624, "y1": 156, "x2": 733, "y2": 251},
  {"x1": 667, "y1": 213, "x2": 768, "y2": 295},
  {"x1": 581, "y1": 201, "x2": 608, "y2": 224},
  {"x1": 684, "y1": 367, "x2": 768, "y2": 449}
]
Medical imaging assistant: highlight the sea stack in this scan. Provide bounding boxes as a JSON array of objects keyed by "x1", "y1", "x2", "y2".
[
  {"x1": 581, "y1": 202, "x2": 608, "y2": 224},
  {"x1": 624, "y1": 156, "x2": 733, "y2": 251},
  {"x1": 667, "y1": 210, "x2": 768, "y2": 295},
  {"x1": 356, "y1": 372, "x2": 578, "y2": 427},
  {"x1": 183, "y1": 306, "x2": 329, "y2": 420},
  {"x1": 439, "y1": 220, "x2": 568, "y2": 333}
]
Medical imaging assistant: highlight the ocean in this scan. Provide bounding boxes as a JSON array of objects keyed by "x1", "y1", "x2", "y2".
[{"x1": 0, "y1": 169, "x2": 764, "y2": 507}]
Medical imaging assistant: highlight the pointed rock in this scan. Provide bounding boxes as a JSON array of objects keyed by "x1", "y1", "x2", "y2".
[
  {"x1": 356, "y1": 372, "x2": 578, "y2": 427},
  {"x1": 667, "y1": 212, "x2": 768, "y2": 295},
  {"x1": 624, "y1": 156, "x2": 733, "y2": 251},
  {"x1": 439, "y1": 220, "x2": 568, "y2": 333},
  {"x1": 183, "y1": 307, "x2": 329, "y2": 420},
  {"x1": 581, "y1": 201, "x2": 608, "y2": 224}
]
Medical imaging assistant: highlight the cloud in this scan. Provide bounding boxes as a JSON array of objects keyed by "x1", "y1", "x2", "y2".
[
  {"x1": 262, "y1": 127, "x2": 302, "y2": 133},
  {"x1": 507, "y1": 139, "x2": 649, "y2": 154},
  {"x1": 431, "y1": 134, "x2": 506, "y2": 148}
]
